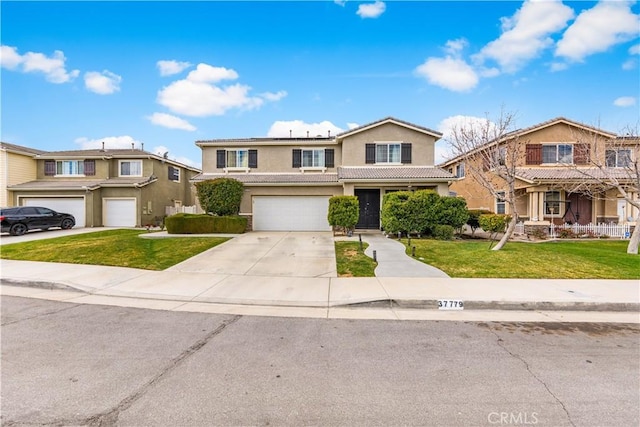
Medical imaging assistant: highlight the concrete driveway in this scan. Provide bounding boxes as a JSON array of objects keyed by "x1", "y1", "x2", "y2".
[{"x1": 165, "y1": 232, "x2": 337, "y2": 278}]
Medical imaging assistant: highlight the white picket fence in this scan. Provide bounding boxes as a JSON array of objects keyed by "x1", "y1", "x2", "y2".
[
  {"x1": 165, "y1": 205, "x2": 198, "y2": 216},
  {"x1": 514, "y1": 221, "x2": 632, "y2": 239}
]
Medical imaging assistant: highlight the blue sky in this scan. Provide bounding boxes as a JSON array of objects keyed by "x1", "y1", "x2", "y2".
[{"x1": 2, "y1": 0, "x2": 639, "y2": 167}]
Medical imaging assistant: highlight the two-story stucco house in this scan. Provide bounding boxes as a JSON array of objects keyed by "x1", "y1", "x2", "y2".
[
  {"x1": 440, "y1": 117, "x2": 639, "y2": 230},
  {"x1": 7, "y1": 146, "x2": 201, "y2": 228},
  {"x1": 192, "y1": 117, "x2": 456, "y2": 231}
]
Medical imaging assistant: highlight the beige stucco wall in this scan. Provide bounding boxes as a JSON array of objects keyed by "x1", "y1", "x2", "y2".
[
  {"x1": 2, "y1": 151, "x2": 39, "y2": 206},
  {"x1": 341, "y1": 123, "x2": 437, "y2": 166}
]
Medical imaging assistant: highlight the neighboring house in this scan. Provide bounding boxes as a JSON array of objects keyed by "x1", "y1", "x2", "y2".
[
  {"x1": 7, "y1": 147, "x2": 201, "y2": 228},
  {"x1": 440, "y1": 117, "x2": 639, "y2": 229},
  {"x1": 1, "y1": 142, "x2": 46, "y2": 207},
  {"x1": 192, "y1": 117, "x2": 456, "y2": 231}
]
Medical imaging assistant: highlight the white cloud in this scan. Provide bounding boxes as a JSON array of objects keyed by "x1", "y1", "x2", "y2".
[
  {"x1": 157, "y1": 60, "x2": 192, "y2": 76},
  {"x1": 347, "y1": 122, "x2": 360, "y2": 130},
  {"x1": 550, "y1": 62, "x2": 569, "y2": 72},
  {"x1": 630, "y1": 44, "x2": 640, "y2": 55},
  {"x1": 260, "y1": 90, "x2": 288, "y2": 101},
  {"x1": 0, "y1": 45, "x2": 23, "y2": 69},
  {"x1": 334, "y1": 0, "x2": 347, "y2": 6},
  {"x1": 151, "y1": 145, "x2": 201, "y2": 169},
  {"x1": 0, "y1": 45, "x2": 79, "y2": 83},
  {"x1": 157, "y1": 62, "x2": 284, "y2": 117},
  {"x1": 622, "y1": 58, "x2": 637, "y2": 70},
  {"x1": 415, "y1": 56, "x2": 479, "y2": 92},
  {"x1": 84, "y1": 70, "x2": 122, "y2": 95},
  {"x1": 186, "y1": 63, "x2": 238, "y2": 83},
  {"x1": 267, "y1": 120, "x2": 345, "y2": 138},
  {"x1": 476, "y1": 0, "x2": 574, "y2": 73},
  {"x1": 444, "y1": 38, "x2": 468, "y2": 55},
  {"x1": 147, "y1": 112, "x2": 196, "y2": 131},
  {"x1": 356, "y1": 1, "x2": 386, "y2": 19},
  {"x1": 613, "y1": 96, "x2": 637, "y2": 107},
  {"x1": 75, "y1": 135, "x2": 143, "y2": 150},
  {"x1": 438, "y1": 115, "x2": 498, "y2": 144},
  {"x1": 556, "y1": 1, "x2": 640, "y2": 62}
]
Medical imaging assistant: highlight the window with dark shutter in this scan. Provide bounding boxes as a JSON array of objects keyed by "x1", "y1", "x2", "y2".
[
  {"x1": 401, "y1": 143, "x2": 412, "y2": 164},
  {"x1": 168, "y1": 166, "x2": 179, "y2": 181},
  {"x1": 292, "y1": 149, "x2": 302, "y2": 168},
  {"x1": 216, "y1": 150, "x2": 226, "y2": 168},
  {"x1": 574, "y1": 143, "x2": 590, "y2": 165},
  {"x1": 365, "y1": 144, "x2": 376, "y2": 164},
  {"x1": 44, "y1": 160, "x2": 56, "y2": 176},
  {"x1": 526, "y1": 144, "x2": 542, "y2": 165},
  {"x1": 84, "y1": 159, "x2": 96, "y2": 176},
  {"x1": 248, "y1": 149, "x2": 258, "y2": 168},
  {"x1": 325, "y1": 149, "x2": 335, "y2": 168}
]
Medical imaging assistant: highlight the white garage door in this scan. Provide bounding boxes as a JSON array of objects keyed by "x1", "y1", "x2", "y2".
[
  {"x1": 253, "y1": 196, "x2": 331, "y2": 231},
  {"x1": 22, "y1": 197, "x2": 85, "y2": 228},
  {"x1": 104, "y1": 198, "x2": 137, "y2": 227}
]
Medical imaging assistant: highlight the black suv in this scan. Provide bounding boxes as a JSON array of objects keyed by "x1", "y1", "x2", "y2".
[{"x1": 0, "y1": 206, "x2": 76, "y2": 236}]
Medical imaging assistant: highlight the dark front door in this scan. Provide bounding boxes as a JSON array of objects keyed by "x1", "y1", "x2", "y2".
[
  {"x1": 565, "y1": 193, "x2": 592, "y2": 225},
  {"x1": 355, "y1": 189, "x2": 380, "y2": 229}
]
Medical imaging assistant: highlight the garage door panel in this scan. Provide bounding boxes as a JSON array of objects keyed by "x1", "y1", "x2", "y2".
[
  {"x1": 23, "y1": 198, "x2": 85, "y2": 228},
  {"x1": 253, "y1": 196, "x2": 330, "y2": 231},
  {"x1": 104, "y1": 198, "x2": 136, "y2": 227}
]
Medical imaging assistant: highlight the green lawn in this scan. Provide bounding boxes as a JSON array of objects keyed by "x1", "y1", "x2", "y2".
[
  {"x1": 403, "y1": 238, "x2": 639, "y2": 279},
  {"x1": 0, "y1": 229, "x2": 229, "y2": 270},
  {"x1": 335, "y1": 241, "x2": 377, "y2": 277}
]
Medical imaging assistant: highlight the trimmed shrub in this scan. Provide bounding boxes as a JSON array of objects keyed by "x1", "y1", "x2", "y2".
[
  {"x1": 406, "y1": 190, "x2": 441, "y2": 235},
  {"x1": 435, "y1": 196, "x2": 469, "y2": 231},
  {"x1": 381, "y1": 191, "x2": 413, "y2": 235},
  {"x1": 467, "y1": 209, "x2": 493, "y2": 236},
  {"x1": 195, "y1": 178, "x2": 244, "y2": 216},
  {"x1": 433, "y1": 224, "x2": 454, "y2": 240},
  {"x1": 165, "y1": 213, "x2": 247, "y2": 234},
  {"x1": 328, "y1": 196, "x2": 359, "y2": 234}
]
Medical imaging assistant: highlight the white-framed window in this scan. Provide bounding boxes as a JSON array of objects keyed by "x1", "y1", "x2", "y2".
[
  {"x1": 545, "y1": 191, "x2": 561, "y2": 215},
  {"x1": 376, "y1": 143, "x2": 401, "y2": 163},
  {"x1": 56, "y1": 160, "x2": 84, "y2": 176},
  {"x1": 605, "y1": 149, "x2": 631, "y2": 168},
  {"x1": 496, "y1": 191, "x2": 506, "y2": 214},
  {"x1": 301, "y1": 148, "x2": 325, "y2": 168},
  {"x1": 226, "y1": 149, "x2": 248, "y2": 168},
  {"x1": 542, "y1": 144, "x2": 573, "y2": 164},
  {"x1": 168, "y1": 166, "x2": 180, "y2": 182},
  {"x1": 456, "y1": 162, "x2": 465, "y2": 178},
  {"x1": 119, "y1": 160, "x2": 143, "y2": 177}
]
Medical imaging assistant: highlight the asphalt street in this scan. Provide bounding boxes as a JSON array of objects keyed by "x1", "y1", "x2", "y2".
[{"x1": 1, "y1": 296, "x2": 639, "y2": 426}]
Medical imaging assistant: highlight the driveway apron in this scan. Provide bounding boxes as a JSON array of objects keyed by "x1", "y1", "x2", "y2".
[{"x1": 165, "y1": 231, "x2": 337, "y2": 278}]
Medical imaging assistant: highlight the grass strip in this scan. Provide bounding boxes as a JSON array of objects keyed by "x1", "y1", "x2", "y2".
[{"x1": 335, "y1": 241, "x2": 377, "y2": 277}]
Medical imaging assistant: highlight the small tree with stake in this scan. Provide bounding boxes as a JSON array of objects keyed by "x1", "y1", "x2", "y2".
[{"x1": 327, "y1": 196, "x2": 359, "y2": 235}]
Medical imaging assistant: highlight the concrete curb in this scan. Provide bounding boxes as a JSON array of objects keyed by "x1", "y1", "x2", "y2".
[{"x1": 3, "y1": 279, "x2": 639, "y2": 313}]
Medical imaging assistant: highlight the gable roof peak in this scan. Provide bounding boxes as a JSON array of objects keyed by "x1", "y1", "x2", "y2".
[{"x1": 336, "y1": 116, "x2": 442, "y2": 139}]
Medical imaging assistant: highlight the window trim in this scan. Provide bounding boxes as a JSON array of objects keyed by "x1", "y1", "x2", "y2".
[
  {"x1": 55, "y1": 160, "x2": 85, "y2": 177},
  {"x1": 375, "y1": 142, "x2": 402, "y2": 164},
  {"x1": 541, "y1": 143, "x2": 574, "y2": 165},
  {"x1": 225, "y1": 148, "x2": 249, "y2": 170},
  {"x1": 300, "y1": 148, "x2": 326, "y2": 170},
  {"x1": 118, "y1": 159, "x2": 143, "y2": 177},
  {"x1": 169, "y1": 166, "x2": 181, "y2": 183},
  {"x1": 545, "y1": 191, "x2": 562, "y2": 216},
  {"x1": 456, "y1": 162, "x2": 465, "y2": 178},
  {"x1": 495, "y1": 191, "x2": 506, "y2": 215},
  {"x1": 605, "y1": 148, "x2": 632, "y2": 168}
]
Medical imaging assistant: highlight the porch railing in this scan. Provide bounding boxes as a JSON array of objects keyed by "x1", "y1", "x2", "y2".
[{"x1": 514, "y1": 221, "x2": 632, "y2": 239}]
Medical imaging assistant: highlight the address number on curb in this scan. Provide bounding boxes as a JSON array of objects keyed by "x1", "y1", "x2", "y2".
[{"x1": 438, "y1": 300, "x2": 464, "y2": 310}]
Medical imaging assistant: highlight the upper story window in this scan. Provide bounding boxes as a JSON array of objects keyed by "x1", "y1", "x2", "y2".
[
  {"x1": 216, "y1": 149, "x2": 258, "y2": 169},
  {"x1": 365, "y1": 142, "x2": 412, "y2": 164},
  {"x1": 456, "y1": 162, "x2": 465, "y2": 178},
  {"x1": 168, "y1": 166, "x2": 180, "y2": 182},
  {"x1": 119, "y1": 160, "x2": 142, "y2": 177},
  {"x1": 302, "y1": 148, "x2": 325, "y2": 168},
  {"x1": 542, "y1": 144, "x2": 573, "y2": 164},
  {"x1": 606, "y1": 149, "x2": 631, "y2": 168},
  {"x1": 44, "y1": 159, "x2": 95, "y2": 177},
  {"x1": 496, "y1": 191, "x2": 506, "y2": 214},
  {"x1": 56, "y1": 160, "x2": 84, "y2": 176},
  {"x1": 292, "y1": 148, "x2": 334, "y2": 169}
]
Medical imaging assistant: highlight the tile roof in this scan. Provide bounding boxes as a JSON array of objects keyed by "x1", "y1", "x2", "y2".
[
  {"x1": 336, "y1": 116, "x2": 442, "y2": 139},
  {"x1": 515, "y1": 168, "x2": 636, "y2": 182},
  {"x1": 338, "y1": 166, "x2": 455, "y2": 180},
  {"x1": 191, "y1": 173, "x2": 340, "y2": 184},
  {"x1": 8, "y1": 176, "x2": 157, "y2": 190},
  {"x1": 0, "y1": 141, "x2": 46, "y2": 155}
]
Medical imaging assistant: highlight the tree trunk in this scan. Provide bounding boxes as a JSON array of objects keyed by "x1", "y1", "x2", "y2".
[
  {"x1": 627, "y1": 214, "x2": 640, "y2": 255},
  {"x1": 492, "y1": 216, "x2": 517, "y2": 251}
]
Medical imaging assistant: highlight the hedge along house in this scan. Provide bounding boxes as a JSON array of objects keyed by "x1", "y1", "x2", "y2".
[
  {"x1": 439, "y1": 117, "x2": 639, "y2": 230},
  {"x1": 192, "y1": 117, "x2": 456, "y2": 231},
  {"x1": 7, "y1": 147, "x2": 201, "y2": 228}
]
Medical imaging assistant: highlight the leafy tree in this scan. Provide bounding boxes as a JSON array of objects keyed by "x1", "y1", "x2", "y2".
[
  {"x1": 466, "y1": 209, "x2": 492, "y2": 237},
  {"x1": 479, "y1": 214, "x2": 512, "y2": 248},
  {"x1": 327, "y1": 196, "x2": 359, "y2": 234},
  {"x1": 195, "y1": 178, "x2": 244, "y2": 216}
]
